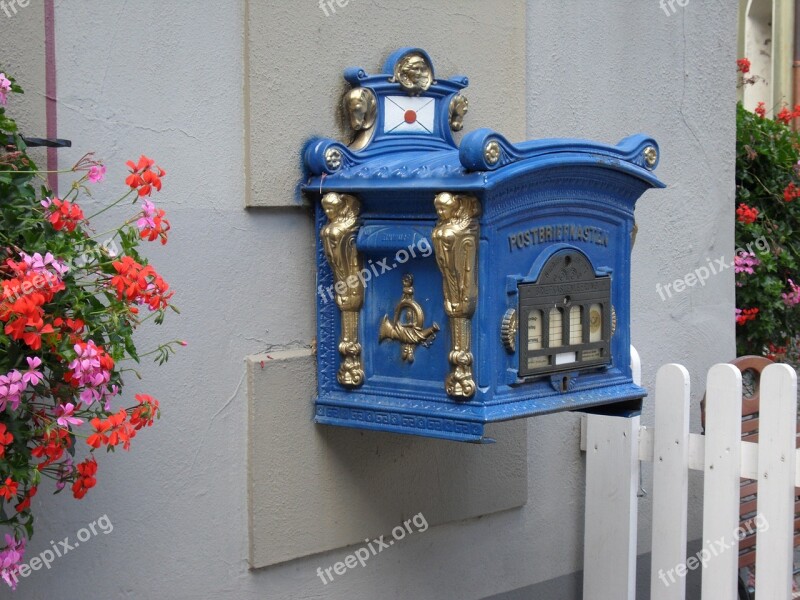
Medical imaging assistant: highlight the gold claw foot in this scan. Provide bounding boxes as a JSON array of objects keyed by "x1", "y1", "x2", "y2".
[
  {"x1": 445, "y1": 350, "x2": 475, "y2": 399},
  {"x1": 337, "y1": 341, "x2": 364, "y2": 387}
]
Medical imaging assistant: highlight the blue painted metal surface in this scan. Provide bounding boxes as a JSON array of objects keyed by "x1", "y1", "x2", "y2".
[{"x1": 303, "y1": 48, "x2": 665, "y2": 443}]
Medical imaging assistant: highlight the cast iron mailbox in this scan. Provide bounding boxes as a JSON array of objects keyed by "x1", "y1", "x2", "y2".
[{"x1": 303, "y1": 48, "x2": 664, "y2": 442}]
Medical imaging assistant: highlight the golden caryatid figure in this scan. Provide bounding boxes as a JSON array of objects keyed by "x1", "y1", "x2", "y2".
[
  {"x1": 432, "y1": 192, "x2": 481, "y2": 399},
  {"x1": 320, "y1": 192, "x2": 365, "y2": 387}
]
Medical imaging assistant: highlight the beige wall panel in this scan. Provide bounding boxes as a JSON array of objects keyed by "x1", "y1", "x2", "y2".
[
  {"x1": 245, "y1": 0, "x2": 526, "y2": 207},
  {"x1": 247, "y1": 349, "x2": 528, "y2": 568}
]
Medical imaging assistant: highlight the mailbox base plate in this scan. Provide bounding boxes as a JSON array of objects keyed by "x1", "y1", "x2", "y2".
[{"x1": 315, "y1": 382, "x2": 645, "y2": 443}]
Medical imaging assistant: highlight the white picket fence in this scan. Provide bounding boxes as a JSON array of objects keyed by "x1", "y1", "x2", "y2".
[{"x1": 581, "y1": 355, "x2": 799, "y2": 600}]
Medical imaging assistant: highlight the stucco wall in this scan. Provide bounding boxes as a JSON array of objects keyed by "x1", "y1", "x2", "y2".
[
  {"x1": 526, "y1": 0, "x2": 738, "y2": 576},
  {"x1": 0, "y1": 1, "x2": 736, "y2": 599},
  {"x1": 1, "y1": 0, "x2": 47, "y2": 174}
]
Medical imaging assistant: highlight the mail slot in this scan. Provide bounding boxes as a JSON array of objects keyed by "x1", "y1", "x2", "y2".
[
  {"x1": 518, "y1": 249, "x2": 613, "y2": 379},
  {"x1": 303, "y1": 48, "x2": 665, "y2": 442}
]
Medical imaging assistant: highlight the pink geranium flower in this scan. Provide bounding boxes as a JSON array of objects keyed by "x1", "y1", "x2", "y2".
[
  {"x1": 0, "y1": 370, "x2": 25, "y2": 412},
  {"x1": 19, "y1": 251, "x2": 68, "y2": 277},
  {"x1": 0, "y1": 534, "x2": 25, "y2": 589},
  {"x1": 67, "y1": 341, "x2": 112, "y2": 406},
  {"x1": 136, "y1": 199, "x2": 157, "y2": 231},
  {"x1": 87, "y1": 165, "x2": 106, "y2": 183},
  {"x1": 22, "y1": 357, "x2": 43, "y2": 386},
  {"x1": 0, "y1": 73, "x2": 10, "y2": 107},
  {"x1": 734, "y1": 251, "x2": 760, "y2": 275},
  {"x1": 782, "y1": 279, "x2": 800, "y2": 307},
  {"x1": 55, "y1": 403, "x2": 84, "y2": 428},
  {"x1": 55, "y1": 456, "x2": 74, "y2": 492}
]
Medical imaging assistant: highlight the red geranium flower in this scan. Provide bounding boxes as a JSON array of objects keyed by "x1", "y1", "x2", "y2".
[
  {"x1": 126, "y1": 155, "x2": 166, "y2": 197},
  {"x1": 784, "y1": 182, "x2": 800, "y2": 202},
  {"x1": 130, "y1": 394, "x2": 160, "y2": 430},
  {"x1": 72, "y1": 457, "x2": 98, "y2": 499},
  {"x1": 105, "y1": 409, "x2": 135, "y2": 450},
  {"x1": 86, "y1": 417, "x2": 111, "y2": 449},
  {"x1": 31, "y1": 429, "x2": 72, "y2": 469},
  {"x1": 47, "y1": 198, "x2": 85, "y2": 232},
  {"x1": 0, "y1": 262, "x2": 64, "y2": 351},
  {"x1": 0, "y1": 423, "x2": 12, "y2": 459},
  {"x1": 110, "y1": 257, "x2": 173, "y2": 311},
  {"x1": 139, "y1": 208, "x2": 171, "y2": 245},
  {"x1": 736, "y1": 203, "x2": 759, "y2": 224},
  {"x1": 0, "y1": 477, "x2": 18, "y2": 501},
  {"x1": 1, "y1": 296, "x2": 56, "y2": 351},
  {"x1": 777, "y1": 106, "x2": 794, "y2": 125},
  {"x1": 87, "y1": 408, "x2": 137, "y2": 451},
  {"x1": 737, "y1": 58, "x2": 751, "y2": 74},
  {"x1": 766, "y1": 342, "x2": 788, "y2": 361},
  {"x1": 735, "y1": 307, "x2": 759, "y2": 326},
  {"x1": 15, "y1": 485, "x2": 37, "y2": 513},
  {"x1": 754, "y1": 102, "x2": 766, "y2": 118}
]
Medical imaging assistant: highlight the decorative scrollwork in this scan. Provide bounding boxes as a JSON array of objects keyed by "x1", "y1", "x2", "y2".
[
  {"x1": 324, "y1": 148, "x2": 342, "y2": 171},
  {"x1": 643, "y1": 146, "x2": 658, "y2": 169},
  {"x1": 484, "y1": 141, "x2": 501, "y2": 165}
]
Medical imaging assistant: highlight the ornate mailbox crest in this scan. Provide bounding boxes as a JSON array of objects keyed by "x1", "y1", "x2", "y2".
[{"x1": 303, "y1": 48, "x2": 664, "y2": 442}]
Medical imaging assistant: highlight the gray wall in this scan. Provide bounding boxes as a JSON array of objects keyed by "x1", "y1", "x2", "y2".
[{"x1": 0, "y1": 1, "x2": 736, "y2": 598}]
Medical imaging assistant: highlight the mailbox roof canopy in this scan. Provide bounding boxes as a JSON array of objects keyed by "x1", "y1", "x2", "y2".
[
  {"x1": 304, "y1": 130, "x2": 665, "y2": 195},
  {"x1": 302, "y1": 48, "x2": 664, "y2": 195}
]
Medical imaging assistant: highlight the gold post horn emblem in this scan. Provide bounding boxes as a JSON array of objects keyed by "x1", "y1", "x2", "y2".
[{"x1": 379, "y1": 274, "x2": 439, "y2": 363}]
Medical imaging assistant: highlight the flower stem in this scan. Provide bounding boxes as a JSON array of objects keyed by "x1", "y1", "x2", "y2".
[{"x1": 85, "y1": 189, "x2": 136, "y2": 221}]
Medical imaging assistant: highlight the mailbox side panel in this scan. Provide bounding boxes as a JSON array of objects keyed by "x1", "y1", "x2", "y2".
[{"x1": 477, "y1": 167, "x2": 650, "y2": 420}]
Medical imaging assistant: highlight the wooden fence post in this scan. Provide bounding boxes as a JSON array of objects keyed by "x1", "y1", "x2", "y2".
[
  {"x1": 755, "y1": 363, "x2": 798, "y2": 599},
  {"x1": 650, "y1": 364, "x2": 691, "y2": 600},
  {"x1": 700, "y1": 364, "x2": 742, "y2": 600},
  {"x1": 583, "y1": 412, "x2": 640, "y2": 600}
]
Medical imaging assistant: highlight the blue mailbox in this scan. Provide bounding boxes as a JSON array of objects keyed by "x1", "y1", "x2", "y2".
[{"x1": 303, "y1": 48, "x2": 664, "y2": 442}]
